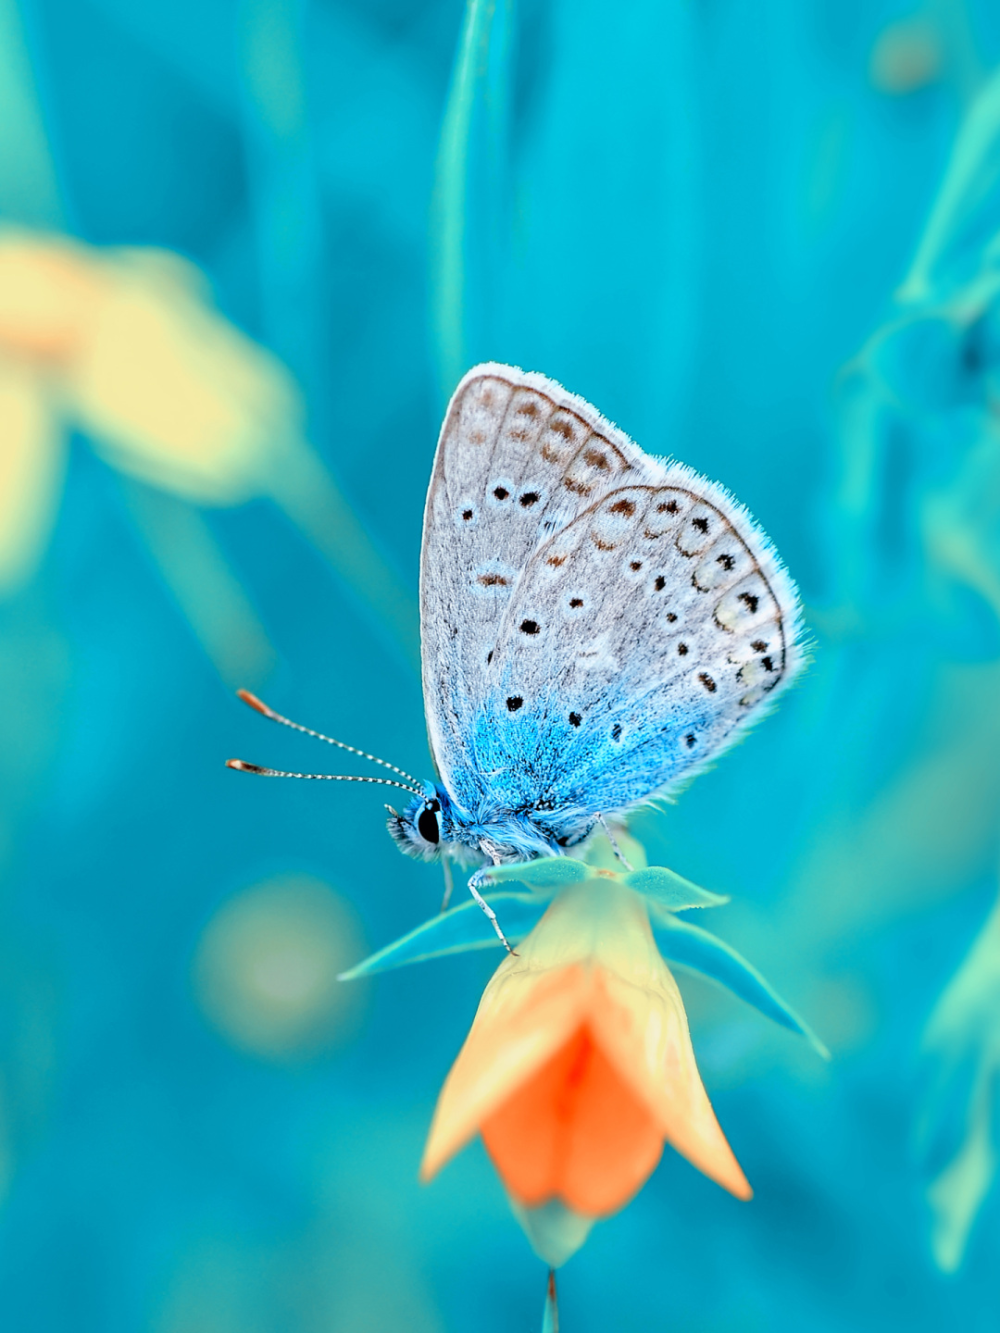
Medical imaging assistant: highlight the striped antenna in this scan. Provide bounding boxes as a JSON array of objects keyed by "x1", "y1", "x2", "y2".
[
  {"x1": 236, "y1": 689, "x2": 421, "y2": 786},
  {"x1": 226, "y1": 758, "x2": 423, "y2": 796}
]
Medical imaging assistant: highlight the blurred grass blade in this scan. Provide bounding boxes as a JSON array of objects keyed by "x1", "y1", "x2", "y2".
[
  {"x1": 122, "y1": 479, "x2": 277, "y2": 690},
  {"x1": 919, "y1": 896, "x2": 1000, "y2": 1271},
  {"x1": 651, "y1": 907, "x2": 829, "y2": 1057},
  {"x1": 430, "y1": 0, "x2": 508, "y2": 402},
  {"x1": 899, "y1": 64, "x2": 1000, "y2": 302},
  {"x1": 266, "y1": 440, "x2": 420, "y2": 675},
  {"x1": 0, "y1": 0, "x2": 64, "y2": 226},
  {"x1": 339, "y1": 891, "x2": 547, "y2": 979},
  {"x1": 0, "y1": 362, "x2": 64, "y2": 596}
]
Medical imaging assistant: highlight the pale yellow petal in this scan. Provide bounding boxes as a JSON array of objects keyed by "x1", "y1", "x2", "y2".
[
  {"x1": 64, "y1": 249, "x2": 301, "y2": 506},
  {"x1": 592, "y1": 967, "x2": 751, "y2": 1200},
  {"x1": 519, "y1": 880, "x2": 749, "y2": 1200},
  {"x1": 542, "y1": 880, "x2": 750, "y2": 1198},
  {"x1": 420, "y1": 964, "x2": 590, "y2": 1181},
  {"x1": 0, "y1": 359, "x2": 63, "y2": 594}
]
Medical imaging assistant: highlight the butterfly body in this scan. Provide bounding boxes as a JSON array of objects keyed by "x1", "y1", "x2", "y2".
[
  {"x1": 387, "y1": 781, "x2": 592, "y2": 865},
  {"x1": 386, "y1": 364, "x2": 804, "y2": 875}
]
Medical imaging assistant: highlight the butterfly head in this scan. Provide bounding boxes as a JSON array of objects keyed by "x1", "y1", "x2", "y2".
[{"x1": 386, "y1": 784, "x2": 454, "y2": 861}]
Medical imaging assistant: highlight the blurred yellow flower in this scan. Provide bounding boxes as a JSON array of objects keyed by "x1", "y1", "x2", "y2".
[
  {"x1": 0, "y1": 231, "x2": 300, "y2": 570},
  {"x1": 0, "y1": 228, "x2": 418, "y2": 674},
  {"x1": 421, "y1": 877, "x2": 750, "y2": 1237}
]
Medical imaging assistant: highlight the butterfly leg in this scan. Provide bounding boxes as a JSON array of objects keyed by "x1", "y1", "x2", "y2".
[
  {"x1": 467, "y1": 865, "x2": 516, "y2": 955},
  {"x1": 439, "y1": 852, "x2": 454, "y2": 913},
  {"x1": 596, "y1": 814, "x2": 633, "y2": 871}
]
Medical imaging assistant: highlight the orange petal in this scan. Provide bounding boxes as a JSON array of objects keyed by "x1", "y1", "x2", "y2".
[
  {"x1": 481, "y1": 1025, "x2": 664, "y2": 1215},
  {"x1": 420, "y1": 965, "x2": 591, "y2": 1181}
]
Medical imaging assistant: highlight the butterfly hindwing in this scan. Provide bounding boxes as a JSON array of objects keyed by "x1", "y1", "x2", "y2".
[{"x1": 467, "y1": 480, "x2": 801, "y2": 827}]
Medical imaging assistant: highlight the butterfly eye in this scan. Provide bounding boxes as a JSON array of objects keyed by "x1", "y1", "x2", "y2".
[{"x1": 417, "y1": 801, "x2": 441, "y2": 845}]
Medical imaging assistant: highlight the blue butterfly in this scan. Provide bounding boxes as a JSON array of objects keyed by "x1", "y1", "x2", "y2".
[{"x1": 229, "y1": 365, "x2": 802, "y2": 948}]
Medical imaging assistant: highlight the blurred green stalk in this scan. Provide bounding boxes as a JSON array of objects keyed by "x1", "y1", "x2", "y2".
[{"x1": 430, "y1": 0, "x2": 510, "y2": 405}]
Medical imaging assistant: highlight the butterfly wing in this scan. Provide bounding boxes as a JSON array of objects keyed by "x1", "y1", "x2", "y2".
[
  {"x1": 464, "y1": 472, "x2": 803, "y2": 833},
  {"x1": 421, "y1": 364, "x2": 665, "y2": 807}
]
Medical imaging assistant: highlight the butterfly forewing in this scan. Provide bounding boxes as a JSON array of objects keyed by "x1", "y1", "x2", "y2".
[
  {"x1": 421, "y1": 365, "x2": 663, "y2": 804},
  {"x1": 421, "y1": 364, "x2": 802, "y2": 828}
]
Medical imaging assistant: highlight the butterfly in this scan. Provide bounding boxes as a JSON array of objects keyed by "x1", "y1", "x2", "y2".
[{"x1": 229, "y1": 364, "x2": 803, "y2": 948}]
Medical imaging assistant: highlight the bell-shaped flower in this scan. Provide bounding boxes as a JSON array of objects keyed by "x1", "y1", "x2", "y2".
[
  {"x1": 420, "y1": 877, "x2": 751, "y2": 1218},
  {"x1": 343, "y1": 843, "x2": 824, "y2": 1268}
]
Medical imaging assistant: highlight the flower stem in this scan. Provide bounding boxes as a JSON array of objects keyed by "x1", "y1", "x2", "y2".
[{"x1": 542, "y1": 1268, "x2": 559, "y2": 1333}]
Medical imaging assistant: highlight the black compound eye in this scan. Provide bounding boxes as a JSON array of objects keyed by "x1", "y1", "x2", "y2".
[{"x1": 417, "y1": 803, "x2": 441, "y2": 845}]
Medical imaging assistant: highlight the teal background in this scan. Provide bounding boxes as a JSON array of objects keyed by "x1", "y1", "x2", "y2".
[{"x1": 4, "y1": 0, "x2": 1000, "y2": 1328}]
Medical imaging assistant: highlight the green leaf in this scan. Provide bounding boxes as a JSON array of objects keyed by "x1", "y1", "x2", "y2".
[
  {"x1": 651, "y1": 907, "x2": 829, "y2": 1058},
  {"x1": 338, "y1": 892, "x2": 548, "y2": 979},
  {"x1": 484, "y1": 858, "x2": 592, "y2": 890},
  {"x1": 622, "y1": 865, "x2": 728, "y2": 911}
]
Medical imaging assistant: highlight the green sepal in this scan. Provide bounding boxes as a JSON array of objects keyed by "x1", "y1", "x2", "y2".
[
  {"x1": 650, "y1": 906, "x2": 829, "y2": 1058},
  {"x1": 483, "y1": 857, "x2": 591, "y2": 890},
  {"x1": 484, "y1": 855, "x2": 725, "y2": 914},
  {"x1": 621, "y1": 865, "x2": 728, "y2": 911},
  {"x1": 338, "y1": 892, "x2": 548, "y2": 980}
]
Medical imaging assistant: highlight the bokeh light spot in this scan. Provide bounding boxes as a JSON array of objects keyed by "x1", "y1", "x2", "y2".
[
  {"x1": 193, "y1": 874, "x2": 366, "y2": 1061},
  {"x1": 870, "y1": 20, "x2": 942, "y2": 94}
]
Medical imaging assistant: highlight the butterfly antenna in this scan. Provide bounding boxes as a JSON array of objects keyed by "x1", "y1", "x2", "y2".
[
  {"x1": 235, "y1": 689, "x2": 422, "y2": 786},
  {"x1": 225, "y1": 759, "x2": 423, "y2": 796}
]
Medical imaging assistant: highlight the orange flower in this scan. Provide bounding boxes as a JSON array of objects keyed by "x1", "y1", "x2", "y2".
[{"x1": 421, "y1": 877, "x2": 751, "y2": 1221}]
